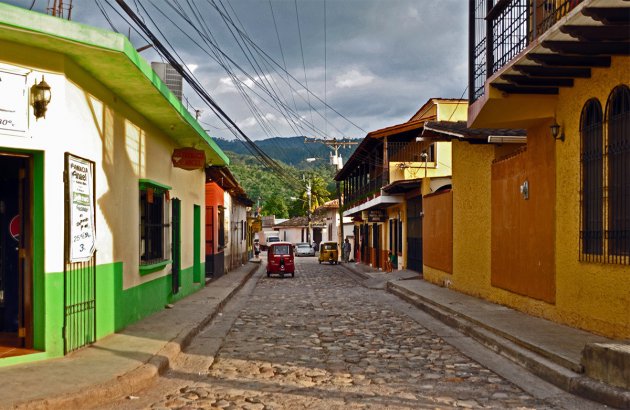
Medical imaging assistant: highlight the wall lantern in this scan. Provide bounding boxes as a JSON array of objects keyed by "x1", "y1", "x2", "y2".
[
  {"x1": 550, "y1": 120, "x2": 564, "y2": 142},
  {"x1": 31, "y1": 76, "x2": 52, "y2": 120}
]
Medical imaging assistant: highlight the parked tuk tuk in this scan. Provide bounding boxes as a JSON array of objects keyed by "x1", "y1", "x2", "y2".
[
  {"x1": 318, "y1": 241, "x2": 339, "y2": 264},
  {"x1": 267, "y1": 242, "x2": 295, "y2": 277}
]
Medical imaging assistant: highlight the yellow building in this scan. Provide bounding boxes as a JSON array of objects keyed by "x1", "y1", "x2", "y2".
[
  {"x1": 336, "y1": 99, "x2": 466, "y2": 272},
  {"x1": 422, "y1": 0, "x2": 629, "y2": 339}
]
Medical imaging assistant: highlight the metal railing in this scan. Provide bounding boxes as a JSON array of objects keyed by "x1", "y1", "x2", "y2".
[
  {"x1": 344, "y1": 172, "x2": 389, "y2": 209},
  {"x1": 388, "y1": 141, "x2": 428, "y2": 162},
  {"x1": 470, "y1": 0, "x2": 583, "y2": 102}
]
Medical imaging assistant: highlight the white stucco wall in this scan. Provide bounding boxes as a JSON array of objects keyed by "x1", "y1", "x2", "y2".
[{"x1": 0, "y1": 59, "x2": 206, "y2": 289}]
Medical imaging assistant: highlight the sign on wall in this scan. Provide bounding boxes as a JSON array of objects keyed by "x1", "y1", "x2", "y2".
[
  {"x1": 0, "y1": 69, "x2": 28, "y2": 135},
  {"x1": 367, "y1": 209, "x2": 387, "y2": 222},
  {"x1": 172, "y1": 147, "x2": 206, "y2": 170},
  {"x1": 67, "y1": 154, "x2": 96, "y2": 262}
]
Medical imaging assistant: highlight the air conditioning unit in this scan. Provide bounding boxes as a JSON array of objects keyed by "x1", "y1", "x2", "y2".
[{"x1": 151, "y1": 62, "x2": 183, "y2": 101}]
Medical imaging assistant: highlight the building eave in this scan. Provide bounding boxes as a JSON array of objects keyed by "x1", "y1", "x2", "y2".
[{"x1": 0, "y1": 3, "x2": 229, "y2": 166}]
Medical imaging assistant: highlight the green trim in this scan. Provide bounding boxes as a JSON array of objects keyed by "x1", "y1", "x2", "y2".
[
  {"x1": 32, "y1": 152, "x2": 45, "y2": 351},
  {"x1": 172, "y1": 199, "x2": 182, "y2": 287},
  {"x1": 139, "y1": 260, "x2": 172, "y2": 275},
  {"x1": 0, "y1": 3, "x2": 229, "y2": 166},
  {"x1": 1, "y1": 260, "x2": 206, "y2": 367},
  {"x1": 139, "y1": 179, "x2": 172, "y2": 192}
]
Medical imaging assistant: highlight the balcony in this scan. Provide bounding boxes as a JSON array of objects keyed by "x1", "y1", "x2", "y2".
[{"x1": 470, "y1": 0, "x2": 630, "y2": 103}]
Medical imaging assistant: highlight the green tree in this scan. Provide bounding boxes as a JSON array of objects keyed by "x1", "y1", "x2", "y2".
[{"x1": 262, "y1": 195, "x2": 289, "y2": 219}]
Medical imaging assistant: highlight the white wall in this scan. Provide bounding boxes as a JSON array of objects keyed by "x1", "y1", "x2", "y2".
[{"x1": 0, "y1": 59, "x2": 206, "y2": 289}]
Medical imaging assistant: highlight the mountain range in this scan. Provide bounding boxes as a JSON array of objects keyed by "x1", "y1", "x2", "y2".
[{"x1": 213, "y1": 136, "x2": 360, "y2": 167}]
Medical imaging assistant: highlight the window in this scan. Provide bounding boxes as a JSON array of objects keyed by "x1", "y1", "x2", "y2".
[
  {"x1": 272, "y1": 245, "x2": 291, "y2": 255},
  {"x1": 606, "y1": 85, "x2": 630, "y2": 258},
  {"x1": 580, "y1": 85, "x2": 630, "y2": 264},
  {"x1": 580, "y1": 99, "x2": 604, "y2": 257},
  {"x1": 139, "y1": 181, "x2": 171, "y2": 265}
]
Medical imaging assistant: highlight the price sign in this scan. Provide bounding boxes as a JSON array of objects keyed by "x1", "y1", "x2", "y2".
[
  {"x1": 0, "y1": 69, "x2": 28, "y2": 135},
  {"x1": 67, "y1": 155, "x2": 96, "y2": 262}
]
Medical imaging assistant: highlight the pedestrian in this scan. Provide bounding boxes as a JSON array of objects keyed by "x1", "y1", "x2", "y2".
[
  {"x1": 343, "y1": 238, "x2": 351, "y2": 263},
  {"x1": 254, "y1": 241, "x2": 260, "y2": 259},
  {"x1": 386, "y1": 251, "x2": 393, "y2": 272}
]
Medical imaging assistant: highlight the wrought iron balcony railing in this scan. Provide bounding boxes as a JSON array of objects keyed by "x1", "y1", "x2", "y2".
[{"x1": 470, "y1": 0, "x2": 584, "y2": 102}]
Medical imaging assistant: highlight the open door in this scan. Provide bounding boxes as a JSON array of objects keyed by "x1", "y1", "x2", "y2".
[{"x1": 0, "y1": 153, "x2": 32, "y2": 351}]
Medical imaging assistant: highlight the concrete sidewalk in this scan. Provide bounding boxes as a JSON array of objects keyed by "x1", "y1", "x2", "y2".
[
  {"x1": 341, "y1": 262, "x2": 630, "y2": 409},
  {"x1": 0, "y1": 261, "x2": 261, "y2": 410}
]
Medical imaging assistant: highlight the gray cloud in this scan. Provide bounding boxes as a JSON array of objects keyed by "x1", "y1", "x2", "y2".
[{"x1": 6, "y1": 0, "x2": 467, "y2": 139}]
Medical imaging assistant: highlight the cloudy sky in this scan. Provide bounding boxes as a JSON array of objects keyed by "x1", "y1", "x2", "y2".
[{"x1": 7, "y1": 0, "x2": 468, "y2": 140}]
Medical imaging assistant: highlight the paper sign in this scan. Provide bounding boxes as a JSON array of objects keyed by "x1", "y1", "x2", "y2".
[{"x1": 68, "y1": 155, "x2": 96, "y2": 262}]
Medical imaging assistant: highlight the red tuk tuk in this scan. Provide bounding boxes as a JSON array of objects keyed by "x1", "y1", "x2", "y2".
[{"x1": 267, "y1": 241, "x2": 295, "y2": 278}]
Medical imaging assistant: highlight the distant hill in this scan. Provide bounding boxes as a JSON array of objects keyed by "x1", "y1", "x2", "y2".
[{"x1": 213, "y1": 136, "x2": 359, "y2": 166}]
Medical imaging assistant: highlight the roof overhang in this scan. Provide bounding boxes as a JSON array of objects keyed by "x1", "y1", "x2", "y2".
[
  {"x1": 366, "y1": 118, "x2": 427, "y2": 139},
  {"x1": 420, "y1": 121, "x2": 527, "y2": 145},
  {"x1": 470, "y1": 0, "x2": 630, "y2": 128},
  {"x1": 382, "y1": 178, "x2": 422, "y2": 194},
  {"x1": 342, "y1": 194, "x2": 404, "y2": 217},
  {"x1": 0, "y1": 3, "x2": 229, "y2": 166}
]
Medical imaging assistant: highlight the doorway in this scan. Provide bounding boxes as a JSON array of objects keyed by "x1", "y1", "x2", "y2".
[
  {"x1": 407, "y1": 196, "x2": 423, "y2": 272},
  {"x1": 0, "y1": 153, "x2": 32, "y2": 351}
]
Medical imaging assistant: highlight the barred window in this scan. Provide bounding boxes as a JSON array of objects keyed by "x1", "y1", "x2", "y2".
[
  {"x1": 580, "y1": 85, "x2": 630, "y2": 264},
  {"x1": 139, "y1": 181, "x2": 171, "y2": 265},
  {"x1": 580, "y1": 99, "x2": 604, "y2": 257},
  {"x1": 606, "y1": 85, "x2": 630, "y2": 258}
]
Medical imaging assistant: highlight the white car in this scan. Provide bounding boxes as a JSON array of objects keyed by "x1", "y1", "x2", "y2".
[{"x1": 295, "y1": 243, "x2": 315, "y2": 257}]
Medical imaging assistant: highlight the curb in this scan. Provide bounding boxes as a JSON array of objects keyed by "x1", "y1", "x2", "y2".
[
  {"x1": 14, "y1": 262, "x2": 261, "y2": 410},
  {"x1": 386, "y1": 282, "x2": 630, "y2": 409}
]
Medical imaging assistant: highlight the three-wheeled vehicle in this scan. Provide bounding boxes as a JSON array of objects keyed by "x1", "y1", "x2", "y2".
[
  {"x1": 267, "y1": 241, "x2": 295, "y2": 277},
  {"x1": 318, "y1": 241, "x2": 339, "y2": 264}
]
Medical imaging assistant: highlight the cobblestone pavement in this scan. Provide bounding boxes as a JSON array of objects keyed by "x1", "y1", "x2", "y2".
[{"x1": 123, "y1": 257, "x2": 565, "y2": 410}]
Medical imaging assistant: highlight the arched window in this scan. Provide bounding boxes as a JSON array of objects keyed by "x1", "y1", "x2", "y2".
[
  {"x1": 606, "y1": 85, "x2": 630, "y2": 258},
  {"x1": 580, "y1": 99, "x2": 603, "y2": 257}
]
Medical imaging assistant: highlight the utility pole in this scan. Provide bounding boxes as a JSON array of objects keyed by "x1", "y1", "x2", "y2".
[
  {"x1": 304, "y1": 137, "x2": 358, "y2": 170},
  {"x1": 305, "y1": 175, "x2": 312, "y2": 244},
  {"x1": 304, "y1": 136, "x2": 358, "y2": 256}
]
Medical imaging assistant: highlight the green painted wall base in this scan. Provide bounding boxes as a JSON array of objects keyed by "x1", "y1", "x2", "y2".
[{"x1": 0, "y1": 261, "x2": 205, "y2": 367}]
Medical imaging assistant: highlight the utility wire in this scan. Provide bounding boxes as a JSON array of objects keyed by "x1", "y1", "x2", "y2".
[
  {"x1": 202, "y1": 0, "x2": 349, "y2": 137},
  {"x1": 113, "y1": 0, "x2": 304, "y2": 189},
  {"x1": 294, "y1": 0, "x2": 314, "y2": 126}
]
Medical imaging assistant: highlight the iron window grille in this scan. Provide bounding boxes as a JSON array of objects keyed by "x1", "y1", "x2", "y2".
[
  {"x1": 580, "y1": 85, "x2": 630, "y2": 264},
  {"x1": 139, "y1": 184, "x2": 170, "y2": 265}
]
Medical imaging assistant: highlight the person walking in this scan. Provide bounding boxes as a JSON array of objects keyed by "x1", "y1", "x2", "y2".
[{"x1": 343, "y1": 238, "x2": 351, "y2": 263}]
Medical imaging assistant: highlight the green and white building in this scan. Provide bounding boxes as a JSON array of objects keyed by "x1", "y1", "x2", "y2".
[{"x1": 0, "y1": 4, "x2": 229, "y2": 366}]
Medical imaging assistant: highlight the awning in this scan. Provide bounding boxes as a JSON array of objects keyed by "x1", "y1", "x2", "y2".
[
  {"x1": 342, "y1": 194, "x2": 404, "y2": 217},
  {"x1": 382, "y1": 178, "x2": 422, "y2": 194}
]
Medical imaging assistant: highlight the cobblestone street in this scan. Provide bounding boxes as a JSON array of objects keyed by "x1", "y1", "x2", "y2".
[{"x1": 116, "y1": 257, "x2": 570, "y2": 410}]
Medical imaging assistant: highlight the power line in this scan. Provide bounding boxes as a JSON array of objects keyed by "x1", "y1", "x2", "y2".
[
  {"x1": 113, "y1": 0, "x2": 304, "y2": 190},
  {"x1": 294, "y1": 0, "x2": 314, "y2": 127}
]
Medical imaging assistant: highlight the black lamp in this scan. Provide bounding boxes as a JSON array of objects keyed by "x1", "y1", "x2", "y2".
[
  {"x1": 31, "y1": 76, "x2": 52, "y2": 119},
  {"x1": 550, "y1": 120, "x2": 564, "y2": 142}
]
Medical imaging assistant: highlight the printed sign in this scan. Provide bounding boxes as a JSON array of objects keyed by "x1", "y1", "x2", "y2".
[
  {"x1": 0, "y1": 70, "x2": 28, "y2": 135},
  {"x1": 367, "y1": 209, "x2": 387, "y2": 222},
  {"x1": 68, "y1": 155, "x2": 96, "y2": 262},
  {"x1": 172, "y1": 147, "x2": 206, "y2": 170}
]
